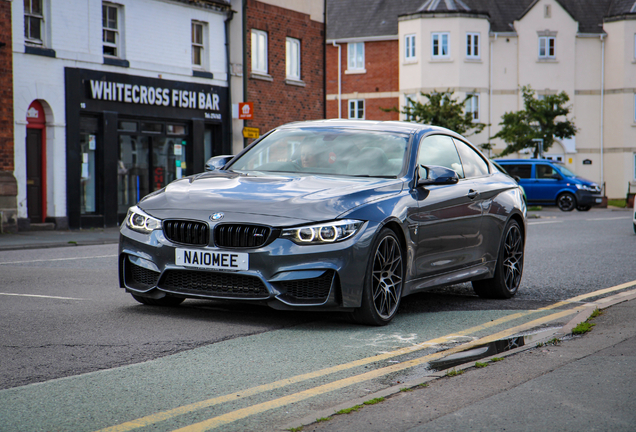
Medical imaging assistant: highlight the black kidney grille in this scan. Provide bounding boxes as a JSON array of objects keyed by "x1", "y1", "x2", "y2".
[
  {"x1": 163, "y1": 220, "x2": 209, "y2": 245},
  {"x1": 128, "y1": 261, "x2": 160, "y2": 288},
  {"x1": 160, "y1": 270, "x2": 268, "y2": 298},
  {"x1": 280, "y1": 271, "x2": 334, "y2": 301},
  {"x1": 215, "y1": 224, "x2": 270, "y2": 248}
]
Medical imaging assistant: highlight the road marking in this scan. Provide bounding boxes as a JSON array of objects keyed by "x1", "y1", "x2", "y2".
[
  {"x1": 585, "y1": 217, "x2": 631, "y2": 221},
  {"x1": 172, "y1": 309, "x2": 582, "y2": 432},
  {"x1": 95, "y1": 279, "x2": 636, "y2": 432},
  {"x1": 528, "y1": 220, "x2": 563, "y2": 225},
  {"x1": 0, "y1": 293, "x2": 86, "y2": 301},
  {"x1": 0, "y1": 254, "x2": 117, "y2": 265}
]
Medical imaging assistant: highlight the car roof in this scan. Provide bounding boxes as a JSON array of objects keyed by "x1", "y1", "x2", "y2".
[
  {"x1": 495, "y1": 158, "x2": 564, "y2": 165},
  {"x1": 275, "y1": 119, "x2": 455, "y2": 135}
]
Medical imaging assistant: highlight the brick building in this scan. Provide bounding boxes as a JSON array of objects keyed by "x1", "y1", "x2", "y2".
[
  {"x1": 240, "y1": 0, "x2": 325, "y2": 146},
  {"x1": 0, "y1": 0, "x2": 17, "y2": 232},
  {"x1": 326, "y1": 0, "x2": 413, "y2": 121}
]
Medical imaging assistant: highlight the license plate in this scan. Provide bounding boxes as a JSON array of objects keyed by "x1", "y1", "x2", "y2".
[
  {"x1": 595, "y1": 198, "x2": 602, "y2": 203},
  {"x1": 175, "y1": 248, "x2": 248, "y2": 271}
]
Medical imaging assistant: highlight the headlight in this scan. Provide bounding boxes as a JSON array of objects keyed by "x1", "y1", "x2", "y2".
[
  {"x1": 281, "y1": 220, "x2": 364, "y2": 245},
  {"x1": 575, "y1": 184, "x2": 595, "y2": 191},
  {"x1": 125, "y1": 206, "x2": 162, "y2": 233}
]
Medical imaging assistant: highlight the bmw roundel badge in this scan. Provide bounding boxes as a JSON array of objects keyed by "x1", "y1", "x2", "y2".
[{"x1": 210, "y1": 212, "x2": 224, "y2": 221}]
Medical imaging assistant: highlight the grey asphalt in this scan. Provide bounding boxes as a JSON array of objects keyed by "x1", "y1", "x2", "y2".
[
  {"x1": 303, "y1": 295, "x2": 636, "y2": 432},
  {"x1": 2, "y1": 211, "x2": 636, "y2": 432}
]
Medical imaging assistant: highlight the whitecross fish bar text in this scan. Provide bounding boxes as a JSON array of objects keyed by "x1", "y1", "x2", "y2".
[{"x1": 89, "y1": 80, "x2": 220, "y2": 110}]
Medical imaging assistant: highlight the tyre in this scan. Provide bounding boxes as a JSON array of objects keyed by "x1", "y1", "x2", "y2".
[
  {"x1": 351, "y1": 228, "x2": 404, "y2": 326},
  {"x1": 557, "y1": 192, "x2": 576, "y2": 211},
  {"x1": 472, "y1": 219, "x2": 524, "y2": 299},
  {"x1": 576, "y1": 205, "x2": 591, "y2": 211},
  {"x1": 131, "y1": 294, "x2": 185, "y2": 306}
]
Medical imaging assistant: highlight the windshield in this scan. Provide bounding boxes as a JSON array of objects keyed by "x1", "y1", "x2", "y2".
[
  {"x1": 558, "y1": 165, "x2": 576, "y2": 178},
  {"x1": 229, "y1": 129, "x2": 409, "y2": 177}
]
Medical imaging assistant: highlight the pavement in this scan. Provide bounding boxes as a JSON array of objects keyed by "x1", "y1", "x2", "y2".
[{"x1": 0, "y1": 226, "x2": 120, "y2": 251}]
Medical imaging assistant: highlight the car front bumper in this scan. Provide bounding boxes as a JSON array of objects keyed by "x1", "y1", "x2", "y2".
[
  {"x1": 118, "y1": 221, "x2": 377, "y2": 311},
  {"x1": 575, "y1": 190, "x2": 603, "y2": 207}
]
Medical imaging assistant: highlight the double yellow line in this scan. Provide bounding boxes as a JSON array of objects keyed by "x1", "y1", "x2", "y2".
[{"x1": 98, "y1": 280, "x2": 636, "y2": 432}]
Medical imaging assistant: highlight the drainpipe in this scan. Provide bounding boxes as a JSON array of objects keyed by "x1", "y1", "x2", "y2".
[
  {"x1": 332, "y1": 41, "x2": 342, "y2": 118},
  {"x1": 225, "y1": 8, "x2": 234, "y2": 154},
  {"x1": 242, "y1": 0, "x2": 248, "y2": 148},
  {"x1": 599, "y1": 34, "x2": 605, "y2": 195},
  {"x1": 489, "y1": 34, "x2": 496, "y2": 157}
]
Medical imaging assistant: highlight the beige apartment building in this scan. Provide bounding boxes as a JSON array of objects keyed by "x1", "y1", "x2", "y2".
[{"x1": 328, "y1": 0, "x2": 636, "y2": 199}]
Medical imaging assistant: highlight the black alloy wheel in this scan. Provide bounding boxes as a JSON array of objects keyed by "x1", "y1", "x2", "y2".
[
  {"x1": 131, "y1": 294, "x2": 185, "y2": 306},
  {"x1": 473, "y1": 219, "x2": 524, "y2": 299},
  {"x1": 557, "y1": 192, "x2": 576, "y2": 211},
  {"x1": 352, "y1": 228, "x2": 404, "y2": 326}
]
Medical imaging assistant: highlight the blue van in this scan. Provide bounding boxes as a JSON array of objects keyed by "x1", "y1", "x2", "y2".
[{"x1": 494, "y1": 159, "x2": 602, "y2": 211}]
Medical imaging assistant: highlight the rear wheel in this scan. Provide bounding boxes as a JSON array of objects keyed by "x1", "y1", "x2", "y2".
[
  {"x1": 472, "y1": 219, "x2": 524, "y2": 299},
  {"x1": 576, "y1": 205, "x2": 591, "y2": 211},
  {"x1": 351, "y1": 228, "x2": 404, "y2": 326},
  {"x1": 557, "y1": 193, "x2": 576, "y2": 211},
  {"x1": 131, "y1": 294, "x2": 185, "y2": 306}
]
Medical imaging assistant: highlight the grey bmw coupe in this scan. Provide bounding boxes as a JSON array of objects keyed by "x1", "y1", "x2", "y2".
[{"x1": 119, "y1": 120, "x2": 526, "y2": 325}]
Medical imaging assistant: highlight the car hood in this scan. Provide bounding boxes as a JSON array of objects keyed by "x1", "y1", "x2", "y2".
[
  {"x1": 139, "y1": 170, "x2": 403, "y2": 224},
  {"x1": 571, "y1": 176, "x2": 599, "y2": 187}
]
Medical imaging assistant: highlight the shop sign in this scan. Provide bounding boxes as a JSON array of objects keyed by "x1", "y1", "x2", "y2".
[
  {"x1": 242, "y1": 127, "x2": 260, "y2": 139},
  {"x1": 89, "y1": 80, "x2": 220, "y2": 113},
  {"x1": 238, "y1": 102, "x2": 253, "y2": 120}
]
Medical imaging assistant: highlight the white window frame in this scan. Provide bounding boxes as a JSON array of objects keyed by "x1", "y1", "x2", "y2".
[
  {"x1": 466, "y1": 32, "x2": 480, "y2": 59},
  {"x1": 538, "y1": 36, "x2": 555, "y2": 59},
  {"x1": 348, "y1": 99, "x2": 365, "y2": 119},
  {"x1": 191, "y1": 21, "x2": 206, "y2": 68},
  {"x1": 467, "y1": 93, "x2": 480, "y2": 122},
  {"x1": 24, "y1": 0, "x2": 45, "y2": 45},
  {"x1": 347, "y1": 42, "x2": 365, "y2": 71},
  {"x1": 102, "y1": 2, "x2": 122, "y2": 58},
  {"x1": 431, "y1": 32, "x2": 450, "y2": 58},
  {"x1": 251, "y1": 29, "x2": 268, "y2": 74},
  {"x1": 286, "y1": 37, "x2": 301, "y2": 80},
  {"x1": 405, "y1": 34, "x2": 416, "y2": 60}
]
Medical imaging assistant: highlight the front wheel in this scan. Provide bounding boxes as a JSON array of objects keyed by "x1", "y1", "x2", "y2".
[
  {"x1": 557, "y1": 193, "x2": 576, "y2": 211},
  {"x1": 472, "y1": 219, "x2": 524, "y2": 299},
  {"x1": 131, "y1": 294, "x2": 185, "y2": 306},
  {"x1": 351, "y1": 228, "x2": 404, "y2": 326}
]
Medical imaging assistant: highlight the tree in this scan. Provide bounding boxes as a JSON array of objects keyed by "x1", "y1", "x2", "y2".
[
  {"x1": 492, "y1": 86, "x2": 577, "y2": 157},
  {"x1": 383, "y1": 90, "x2": 486, "y2": 137}
]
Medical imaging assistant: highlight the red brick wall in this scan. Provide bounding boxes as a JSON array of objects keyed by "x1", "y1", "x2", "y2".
[
  {"x1": 326, "y1": 40, "x2": 399, "y2": 121},
  {"x1": 246, "y1": 0, "x2": 324, "y2": 139},
  {"x1": 0, "y1": 0, "x2": 14, "y2": 172}
]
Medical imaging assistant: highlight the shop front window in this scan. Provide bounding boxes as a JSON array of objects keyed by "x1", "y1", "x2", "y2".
[
  {"x1": 80, "y1": 117, "x2": 100, "y2": 215},
  {"x1": 118, "y1": 135, "x2": 149, "y2": 215},
  {"x1": 118, "y1": 126, "x2": 189, "y2": 217}
]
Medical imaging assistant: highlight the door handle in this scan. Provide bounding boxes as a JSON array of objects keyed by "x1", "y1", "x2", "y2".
[{"x1": 467, "y1": 189, "x2": 479, "y2": 199}]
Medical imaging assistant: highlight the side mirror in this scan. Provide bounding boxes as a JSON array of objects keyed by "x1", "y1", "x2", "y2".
[
  {"x1": 205, "y1": 155, "x2": 234, "y2": 172},
  {"x1": 418, "y1": 165, "x2": 460, "y2": 186},
  {"x1": 551, "y1": 174, "x2": 563, "y2": 180}
]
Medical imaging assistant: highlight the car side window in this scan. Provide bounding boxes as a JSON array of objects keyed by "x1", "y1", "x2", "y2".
[
  {"x1": 536, "y1": 164, "x2": 558, "y2": 179},
  {"x1": 504, "y1": 164, "x2": 532, "y2": 179},
  {"x1": 417, "y1": 135, "x2": 464, "y2": 178},
  {"x1": 452, "y1": 138, "x2": 489, "y2": 178}
]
